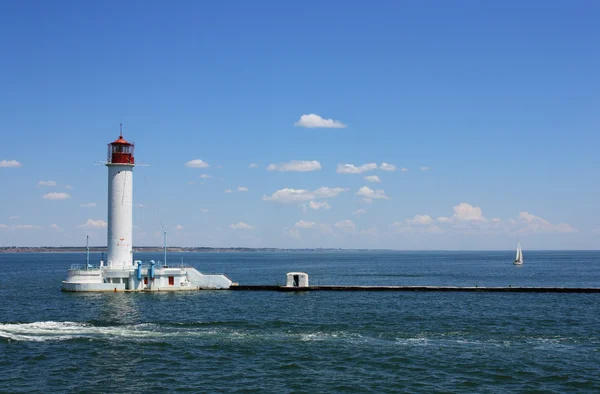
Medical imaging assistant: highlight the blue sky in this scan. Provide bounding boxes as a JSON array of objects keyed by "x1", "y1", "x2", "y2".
[{"x1": 1, "y1": 1, "x2": 598, "y2": 249}]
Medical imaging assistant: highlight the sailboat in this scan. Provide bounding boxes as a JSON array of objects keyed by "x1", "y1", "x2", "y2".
[{"x1": 513, "y1": 240, "x2": 523, "y2": 265}]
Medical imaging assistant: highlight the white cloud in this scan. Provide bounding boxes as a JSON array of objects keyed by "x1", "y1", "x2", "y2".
[
  {"x1": 42, "y1": 192, "x2": 70, "y2": 201},
  {"x1": 0, "y1": 224, "x2": 8, "y2": 229},
  {"x1": 309, "y1": 187, "x2": 348, "y2": 199},
  {"x1": 237, "y1": 186, "x2": 249, "y2": 192},
  {"x1": 336, "y1": 163, "x2": 377, "y2": 174},
  {"x1": 175, "y1": 225, "x2": 184, "y2": 230},
  {"x1": 364, "y1": 175, "x2": 381, "y2": 183},
  {"x1": 9, "y1": 216, "x2": 20, "y2": 220},
  {"x1": 335, "y1": 220, "x2": 356, "y2": 230},
  {"x1": 353, "y1": 209, "x2": 367, "y2": 216},
  {"x1": 294, "y1": 113, "x2": 347, "y2": 128},
  {"x1": 185, "y1": 159, "x2": 209, "y2": 168},
  {"x1": 199, "y1": 174, "x2": 212, "y2": 179},
  {"x1": 249, "y1": 163, "x2": 259, "y2": 168},
  {"x1": 433, "y1": 203, "x2": 487, "y2": 226},
  {"x1": 593, "y1": 229, "x2": 600, "y2": 233},
  {"x1": 224, "y1": 189, "x2": 233, "y2": 194},
  {"x1": 263, "y1": 187, "x2": 348, "y2": 204},
  {"x1": 406, "y1": 214, "x2": 434, "y2": 226},
  {"x1": 338, "y1": 162, "x2": 397, "y2": 174},
  {"x1": 50, "y1": 224, "x2": 63, "y2": 231},
  {"x1": 356, "y1": 186, "x2": 390, "y2": 203},
  {"x1": 380, "y1": 163, "x2": 396, "y2": 171},
  {"x1": 390, "y1": 221, "x2": 444, "y2": 234},
  {"x1": 453, "y1": 203, "x2": 485, "y2": 221},
  {"x1": 432, "y1": 204, "x2": 576, "y2": 235},
  {"x1": 77, "y1": 219, "x2": 107, "y2": 229},
  {"x1": 267, "y1": 160, "x2": 322, "y2": 172},
  {"x1": 420, "y1": 167, "x2": 430, "y2": 171},
  {"x1": 14, "y1": 224, "x2": 42, "y2": 229},
  {"x1": 200, "y1": 208, "x2": 210, "y2": 213},
  {"x1": 309, "y1": 201, "x2": 331, "y2": 210},
  {"x1": 0, "y1": 160, "x2": 22, "y2": 168},
  {"x1": 293, "y1": 220, "x2": 317, "y2": 229},
  {"x1": 400, "y1": 168, "x2": 409, "y2": 172},
  {"x1": 290, "y1": 220, "x2": 334, "y2": 236},
  {"x1": 38, "y1": 180, "x2": 57, "y2": 187},
  {"x1": 80, "y1": 202, "x2": 96, "y2": 207},
  {"x1": 516, "y1": 212, "x2": 577, "y2": 234},
  {"x1": 65, "y1": 185, "x2": 74, "y2": 189},
  {"x1": 230, "y1": 222, "x2": 254, "y2": 230},
  {"x1": 188, "y1": 180, "x2": 196, "y2": 185},
  {"x1": 216, "y1": 165, "x2": 224, "y2": 169},
  {"x1": 134, "y1": 204, "x2": 146, "y2": 208}
]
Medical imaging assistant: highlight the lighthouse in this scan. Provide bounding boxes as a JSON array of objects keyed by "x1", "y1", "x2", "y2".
[
  {"x1": 106, "y1": 127, "x2": 135, "y2": 269},
  {"x1": 61, "y1": 128, "x2": 233, "y2": 291}
]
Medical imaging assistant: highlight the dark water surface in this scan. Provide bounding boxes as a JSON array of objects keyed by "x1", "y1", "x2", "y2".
[{"x1": 1, "y1": 251, "x2": 599, "y2": 393}]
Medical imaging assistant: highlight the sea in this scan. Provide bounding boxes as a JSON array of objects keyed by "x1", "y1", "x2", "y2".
[{"x1": 1, "y1": 251, "x2": 599, "y2": 393}]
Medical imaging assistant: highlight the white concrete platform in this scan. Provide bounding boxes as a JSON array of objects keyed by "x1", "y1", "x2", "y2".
[{"x1": 61, "y1": 264, "x2": 232, "y2": 292}]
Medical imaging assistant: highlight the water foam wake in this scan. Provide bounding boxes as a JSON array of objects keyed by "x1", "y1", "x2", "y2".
[
  {"x1": 1, "y1": 321, "x2": 591, "y2": 348},
  {"x1": 0, "y1": 321, "x2": 368, "y2": 343},
  {"x1": 0, "y1": 321, "x2": 165, "y2": 342}
]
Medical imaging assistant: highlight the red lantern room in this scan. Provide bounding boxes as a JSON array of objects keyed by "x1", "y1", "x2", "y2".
[{"x1": 107, "y1": 125, "x2": 135, "y2": 164}]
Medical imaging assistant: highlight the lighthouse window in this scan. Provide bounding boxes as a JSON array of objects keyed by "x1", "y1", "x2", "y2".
[
  {"x1": 144, "y1": 277, "x2": 148, "y2": 285},
  {"x1": 168, "y1": 276, "x2": 174, "y2": 286}
]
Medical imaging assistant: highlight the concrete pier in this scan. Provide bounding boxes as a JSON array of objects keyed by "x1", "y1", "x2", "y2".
[{"x1": 230, "y1": 285, "x2": 600, "y2": 293}]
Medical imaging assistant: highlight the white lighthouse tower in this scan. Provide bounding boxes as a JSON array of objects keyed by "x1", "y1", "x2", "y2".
[
  {"x1": 61, "y1": 127, "x2": 233, "y2": 292},
  {"x1": 106, "y1": 127, "x2": 135, "y2": 269}
]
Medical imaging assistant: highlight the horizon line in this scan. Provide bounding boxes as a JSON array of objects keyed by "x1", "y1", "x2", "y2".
[{"x1": 1, "y1": 246, "x2": 599, "y2": 252}]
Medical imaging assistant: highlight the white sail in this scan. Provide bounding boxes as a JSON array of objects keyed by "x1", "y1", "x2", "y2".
[
  {"x1": 519, "y1": 247, "x2": 523, "y2": 263},
  {"x1": 514, "y1": 241, "x2": 523, "y2": 265}
]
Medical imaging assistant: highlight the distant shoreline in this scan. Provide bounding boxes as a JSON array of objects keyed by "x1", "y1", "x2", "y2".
[
  {"x1": 0, "y1": 247, "x2": 597, "y2": 253},
  {"x1": 0, "y1": 247, "x2": 389, "y2": 253}
]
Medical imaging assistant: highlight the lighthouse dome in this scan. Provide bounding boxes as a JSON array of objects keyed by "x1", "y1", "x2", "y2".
[{"x1": 111, "y1": 135, "x2": 133, "y2": 146}]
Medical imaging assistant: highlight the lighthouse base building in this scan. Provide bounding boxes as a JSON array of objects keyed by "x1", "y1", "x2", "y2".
[
  {"x1": 61, "y1": 130, "x2": 232, "y2": 292},
  {"x1": 61, "y1": 264, "x2": 233, "y2": 292}
]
